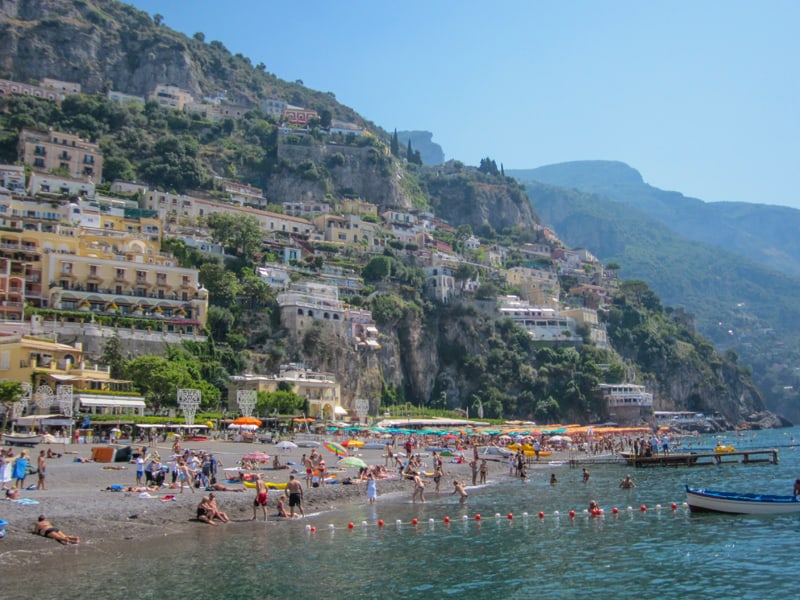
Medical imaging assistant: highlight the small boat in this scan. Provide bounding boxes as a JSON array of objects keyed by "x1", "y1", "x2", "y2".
[
  {"x1": 2, "y1": 432, "x2": 43, "y2": 447},
  {"x1": 714, "y1": 445, "x2": 736, "y2": 453},
  {"x1": 685, "y1": 485, "x2": 800, "y2": 515}
]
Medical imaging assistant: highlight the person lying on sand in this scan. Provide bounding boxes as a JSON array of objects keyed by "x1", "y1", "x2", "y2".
[
  {"x1": 34, "y1": 515, "x2": 79, "y2": 545},
  {"x1": 207, "y1": 482, "x2": 246, "y2": 492}
]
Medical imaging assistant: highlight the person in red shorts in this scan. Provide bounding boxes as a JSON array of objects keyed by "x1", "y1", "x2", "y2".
[{"x1": 252, "y1": 474, "x2": 268, "y2": 521}]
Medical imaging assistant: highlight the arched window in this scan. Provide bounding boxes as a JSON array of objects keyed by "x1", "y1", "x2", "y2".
[{"x1": 297, "y1": 308, "x2": 304, "y2": 315}]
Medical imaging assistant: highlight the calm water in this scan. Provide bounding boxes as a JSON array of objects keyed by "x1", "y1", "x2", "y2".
[{"x1": 8, "y1": 428, "x2": 800, "y2": 599}]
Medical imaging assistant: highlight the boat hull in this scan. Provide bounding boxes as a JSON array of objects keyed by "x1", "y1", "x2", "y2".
[
  {"x1": 3, "y1": 433, "x2": 43, "y2": 447},
  {"x1": 685, "y1": 486, "x2": 800, "y2": 515}
]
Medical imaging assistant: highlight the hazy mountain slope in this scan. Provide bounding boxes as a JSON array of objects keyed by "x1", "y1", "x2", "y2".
[
  {"x1": 509, "y1": 161, "x2": 800, "y2": 277},
  {"x1": 522, "y1": 179, "x2": 800, "y2": 422}
]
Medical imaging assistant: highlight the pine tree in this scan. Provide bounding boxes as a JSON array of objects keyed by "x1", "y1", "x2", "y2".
[
  {"x1": 406, "y1": 139, "x2": 414, "y2": 162},
  {"x1": 391, "y1": 129, "x2": 400, "y2": 157}
]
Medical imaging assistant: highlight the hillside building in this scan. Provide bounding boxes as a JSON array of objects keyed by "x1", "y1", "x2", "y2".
[
  {"x1": 18, "y1": 128, "x2": 103, "y2": 182},
  {"x1": 599, "y1": 383, "x2": 654, "y2": 425}
]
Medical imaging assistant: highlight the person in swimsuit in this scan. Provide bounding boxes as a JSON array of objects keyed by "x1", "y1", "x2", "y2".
[
  {"x1": 196, "y1": 497, "x2": 218, "y2": 525},
  {"x1": 276, "y1": 495, "x2": 289, "y2": 517},
  {"x1": 286, "y1": 475, "x2": 304, "y2": 517},
  {"x1": 34, "y1": 515, "x2": 79, "y2": 544},
  {"x1": 452, "y1": 480, "x2": 468, "y2": 504},
  {"x1": 37, "y1": 450, "x2": 47, "y2": 490},
  {"x1": 412, "y1": 472, "x2": 425, "y2": 503},
  {"x1": 252, "y1": 474, "x2": 268, "y2": 521}
]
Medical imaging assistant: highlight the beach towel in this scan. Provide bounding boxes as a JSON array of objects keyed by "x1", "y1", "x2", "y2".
[
  {"x1": 138, "y1": 492, "x2": 155, "y2": 498},
  {"x1": 160, "y1": 494, "x2": 176, "y2": 502},
  {"x1": 11, "y1": 498, "x2": 39, "y2": 505}
]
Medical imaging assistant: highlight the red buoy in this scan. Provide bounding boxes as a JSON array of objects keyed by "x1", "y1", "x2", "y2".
[
  {"x1": 475, "y1": 514, "x2": 481, "y2": 521},
  {"x1": 348, "y1": 522, "x2": 354, "y2": 529},
  {"x1": 377, "y1": 519, "x2": 384, "y2": 527},
  {"x1": 411, "y1": 518, "x2": 418, "y2": 525},
  {"x1": 537, "y1": 511, "x2": 544, "y2": 519},
  {"x1": 507, "y1": 513, "x2": 514, "y2": 520},
  {"x1": 640, "y1": 505, "x2": 647, "y2": 512},
  {"x1": 671, "y1": 503, "x2": 677, "y2": 510},
  {"x1": 443, "y1": 516, "x2": 450, "y2": 523},
  {"x1": 612, "y1": 507, "x2": 619, "y2": 514},
  {"x1": 310, "y1": 526, "x2": 316, "y2": 532}
]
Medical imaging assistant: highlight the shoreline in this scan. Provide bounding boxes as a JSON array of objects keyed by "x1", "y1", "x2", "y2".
[{"x1": 0, "y1": 439, "x2": 567, "y2": 568}]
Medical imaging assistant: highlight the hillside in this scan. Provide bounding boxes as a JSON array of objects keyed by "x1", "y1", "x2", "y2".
[
  {"x1": 0, "y1": 1, "x2": 777, "y2": 428},
  {"x1": 509, "y1": 161, "x2": 800, "y2": 278},
  {"x1": 516, "y1": 177, "x2": 800, "y2": 422}
]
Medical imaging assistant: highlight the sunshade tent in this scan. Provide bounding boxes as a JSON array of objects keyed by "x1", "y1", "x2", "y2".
[{"x1": 276, "y1": 441, "x2": 298, "y2": 451}]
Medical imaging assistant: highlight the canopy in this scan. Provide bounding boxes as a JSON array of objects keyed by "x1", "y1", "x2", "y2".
[{"x1": 233, "y1": 416, "x2": 262, "y2": 426}]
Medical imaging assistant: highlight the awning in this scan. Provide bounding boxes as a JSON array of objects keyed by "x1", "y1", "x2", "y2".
[
  {"x1": 15, "y1": 413, "x2": 69, "y2": 424},
  {"x1": 79, "y1": 397, "x2": 146, "y2": 408},
  {"x1": 333, "y1": 406, "x2": 348, "y2": 415}
]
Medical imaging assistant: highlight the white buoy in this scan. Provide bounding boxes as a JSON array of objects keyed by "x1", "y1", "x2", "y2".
[
  {"x1": 656, "y1": 504, "x2": 662, "y2": 510},
  {"x1": 553, "y1": 510, "x2": 560, "y2": 516},
  {"x1": 396, "y1": 519, "x2": 402, "y2": 526},
  {"x1": 305, "y1": 524, "x2": 311, "y2": 531},
  {"x1": 627, "y1": 506, "x2": 634, "y2": 512},
  {"x1": 522, "y1": 512, "x2": 529, "y2": 518},
  {"x1": 429, "y1": 518, "x2": 435, "y2": 525},
  {"x1": 328, "y1": 524, "x2": 335, "y2": 530},
  {"x1": 495, "y1": 513, "x2": 502, "y2": 519},
  {"x1": 361, "y1": 521, "x2": 368, "y2": 527},
  {"x1": 462, "y1": 515, "x2": 469, "y2": 521}
]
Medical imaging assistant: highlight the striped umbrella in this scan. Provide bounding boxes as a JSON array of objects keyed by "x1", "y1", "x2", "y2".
[{"x1": 324, "y1": 441, "x2": 348, "y2": 457}]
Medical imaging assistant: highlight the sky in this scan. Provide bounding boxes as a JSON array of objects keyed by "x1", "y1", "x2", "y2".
[{"x1": 125, "y1": 0, "x2": 800, "y2": 209}]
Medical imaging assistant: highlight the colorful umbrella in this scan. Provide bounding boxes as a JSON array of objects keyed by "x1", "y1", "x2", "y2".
[
  {"x1": 342, "y1": 439, "x2": 364, "y2": 448},
  {"x1": 242, "y1": 452, "x2": 270, "y2": 462},
  {"x1": 338, "y1": 456, "x2": 367, "y2": 469},
  {"x1": 233, "y1": 416, "x2": 262, "y2": 426},
  {"x1": 324, "y1": 441, "x2": 348, "y2": 456}
]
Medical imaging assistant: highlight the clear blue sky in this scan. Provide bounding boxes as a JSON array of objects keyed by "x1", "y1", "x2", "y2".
[{"x1": 126, "y1": 0, "x2": 800, "y2": 209}]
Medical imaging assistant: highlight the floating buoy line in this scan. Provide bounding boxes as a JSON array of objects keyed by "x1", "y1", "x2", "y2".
[{"x1": 304, "y1": 502, "x2": 689, "y2": 533}]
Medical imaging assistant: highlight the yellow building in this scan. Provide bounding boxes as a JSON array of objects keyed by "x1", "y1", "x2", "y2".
[
  {"x1": 228, "y1": 364, "x2": 343, "y2": 420},
  {"x1": 0, "y1": 196, "x2": 207, "y2": 331},
  {"x1": 0, "y1": 333, "x2": 145, "y2": 416}
]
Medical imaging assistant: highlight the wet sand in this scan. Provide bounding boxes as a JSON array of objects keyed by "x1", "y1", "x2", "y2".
[{"x1": 0, "y1": 439, "x2": 569, "y2": 568}]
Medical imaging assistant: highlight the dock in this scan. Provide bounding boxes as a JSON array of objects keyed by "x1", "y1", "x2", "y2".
[
  {"x1": 621, "y1": 449, "x2": 779, "y2": 468},
  {"x1": 569, "y1": 448, "x2": 779, "y2": 468}
]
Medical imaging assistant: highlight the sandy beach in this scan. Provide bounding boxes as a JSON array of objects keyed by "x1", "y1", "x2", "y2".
[{"x1": 0, "y1": 438, "x2": 566, "y2": 568}]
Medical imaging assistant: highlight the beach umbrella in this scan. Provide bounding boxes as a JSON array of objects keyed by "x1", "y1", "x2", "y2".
[
  {"x1": 338, "y1": 456, "x2": 367, "y2": 469},
  {"x1": 342, "y1": 439, "x2": 364, "y2": 448},
  {"x1": 276, "y1": 441, "x2": 298, "y2": 452},
  {"x1": 243, "y1": 452, "x2": 270, "y2": 462},
  {"x1": 233, "y1": 416, "x2": 262, "y2": 426},
  {"x1": 324, "y1": 441, "x2": 348, "y2": 456},
  {"x1": 443, "y1": 434, "x2": 459, "y2": 440},
  {"x1": 548, "y1": 435, "x2": 573, "y2": 443}
]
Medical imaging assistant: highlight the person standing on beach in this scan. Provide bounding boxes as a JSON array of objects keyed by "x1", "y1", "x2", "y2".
[
  {"x1": 366, "y1": 473, "x2": 377, "y2": 504},
  {"x1": 178, "y1": 460, "x2": 195, "y2": 493},
  {"x1": 469, "y1": 459, "x2": 479, "y2": 486},
  {"x1": 302, "y1": 454, "x2": 313, "y2": 489},
  {"x1": 253, "y1": 474, "x2": 268, "y2": 521},
  {"x1": 433, "y1": 464, "x2": 444, "y2": 493},
  {"x1": 479, "y1": 459, "x2": 488, "y2": 485},
  {"x1": 37, "y1": 450, "x2": 47, "y2": 491},
  {"x1": 412, "y1": 471, "x2": 425, "y2": 503},
  {"x1": 135, "y1": 453, "x2": 144, "y2": 486},
  {"x1": 12, "y1": 450, "x2": 29, "y2": 490},
  {"x1": 286, "y1": 475, "x2": 305, "y2": 517}
]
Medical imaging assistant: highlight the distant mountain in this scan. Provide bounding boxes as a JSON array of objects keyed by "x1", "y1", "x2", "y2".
[
  {"x1": 508, "y1": 161, "x2": 800, "y2": 278},
  {"x1": 396, "y1": 131, "x2": 445, "y2": 166},
  {"x1": 511, "y1": 174, "x2": 800, "y2": 422}
]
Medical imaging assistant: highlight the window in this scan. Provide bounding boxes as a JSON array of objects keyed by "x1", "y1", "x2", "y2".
[
  {"x1": 0, "y1": 350, "x2": 9, "y2": 370},
  {"x1": 34, "y1": 158, "x2": 45, "y2": 168}
]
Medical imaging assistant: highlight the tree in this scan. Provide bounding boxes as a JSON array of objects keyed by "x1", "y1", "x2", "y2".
[
  {"x1": 0, "y1": 380, "x2": 23, "y2": 432},
  {"x1": 406, "y1": 139, "x2": 414, "y2": 162},
  {"x1": 256, "y1": 390, "x2": 305, "y2": 415},
  {"x1": 193, "y1": 32, "x2": 205, "y2": 42},
  {"x1": 390, "y1": 129, "x2": 400, "y2": 157},
  {"x1": 153, "y1": 13, "x2": 163, "y2": 26},
  {"x1": 362, "y1": 256, "x2": 393, "y2": 283},
  {"x1": 199, "y1": 262, "x2": 240, "y2": 307},
  {"x1": 100, "y1": 335, "x2": 127, "y2": 379},
  {"x1": 207, "y1": 212, "x2": 262, "y2": 262}
]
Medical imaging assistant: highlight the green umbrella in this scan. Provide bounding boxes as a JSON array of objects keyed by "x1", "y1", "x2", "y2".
[{"x1": 338, "y1": 456, "x2": 368, "y2": 469}]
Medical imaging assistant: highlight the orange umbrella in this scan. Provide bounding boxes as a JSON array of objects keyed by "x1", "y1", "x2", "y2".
[{"x1": 233, "y1": 416, "x2": 262, "y2": 426}]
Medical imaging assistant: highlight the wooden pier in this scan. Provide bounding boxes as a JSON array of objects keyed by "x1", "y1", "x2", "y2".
[{"x1": 621, "y1": 449, "x2": 779, "y2": 468}]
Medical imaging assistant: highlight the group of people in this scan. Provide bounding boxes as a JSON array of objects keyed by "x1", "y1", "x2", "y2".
[
  {"x1": 1, "y1": 449, "x2": 50, "y2": 495},
  {"x1": 250, "y1": 473, "x2": 304, "y2": 521}
]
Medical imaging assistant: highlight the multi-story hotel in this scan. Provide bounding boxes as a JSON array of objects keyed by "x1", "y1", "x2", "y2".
[
  {"x1": 599, "y1": 383, "x2": 654, "y2": 425},
  {"x1": 18, "y1": 128, "x2": 103, "y2": 181},
  {"x1": 0, "y1": 196, "x2": 207, "y2": 333}
]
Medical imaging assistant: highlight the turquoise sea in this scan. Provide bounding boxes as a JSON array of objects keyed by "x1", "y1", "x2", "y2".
[{"x1": 10, "y1": 427, "x2": 800, "y2": 600}]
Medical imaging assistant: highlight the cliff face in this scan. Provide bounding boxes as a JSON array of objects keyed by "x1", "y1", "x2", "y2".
[
  {"x1": 274, "y1": 139, "x2": 410, "y2": 210},
  {"x1": 0, "y1": 0, "x2": 207, "y2": 98}
]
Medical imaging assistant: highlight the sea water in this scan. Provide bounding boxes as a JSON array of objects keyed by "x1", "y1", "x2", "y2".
[{"x1": 8, "y1": 427, "x2": 800, "y2": 600}]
